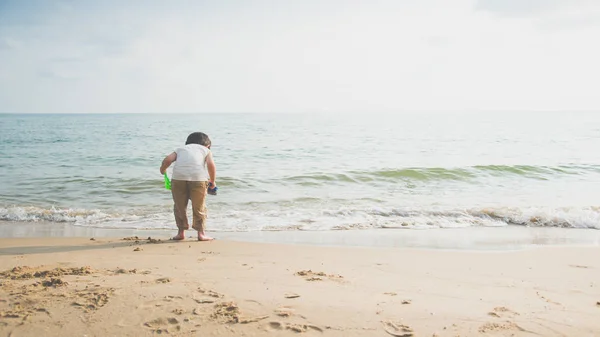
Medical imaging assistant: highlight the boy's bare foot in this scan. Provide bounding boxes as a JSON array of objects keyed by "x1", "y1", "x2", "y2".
[
  {"x1": 198, "y1": 233, "x2": 214, "y2": 241},
  {"x1": 172, "y1": 230, "x2": 185, "y2": 241}
]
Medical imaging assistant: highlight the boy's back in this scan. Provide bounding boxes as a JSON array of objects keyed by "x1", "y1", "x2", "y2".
[{"x1": 172, "y1": 144, "x2": 211, "y2": 182}]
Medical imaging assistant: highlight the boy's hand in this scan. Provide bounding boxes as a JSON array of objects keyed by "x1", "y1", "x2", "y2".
[{"x1": 208, "y1": 181, "x2": 218, "y2": 195}]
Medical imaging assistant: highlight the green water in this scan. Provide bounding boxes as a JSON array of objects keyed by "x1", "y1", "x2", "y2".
[{"x1": 1, "y1": 112, "x2": 599, "y2": 231}]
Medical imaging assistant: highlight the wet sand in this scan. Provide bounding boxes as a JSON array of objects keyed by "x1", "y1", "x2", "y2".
[
  {"x1": 2, "y1": 221, "x2": 600, "y2": 250},
  {"x1": 1, "y1": 235, "x2": 599, "y2": 336}
]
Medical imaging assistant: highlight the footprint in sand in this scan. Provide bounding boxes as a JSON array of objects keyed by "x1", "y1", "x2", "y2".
[
  {"x1": 197, "y1": 288, "x2": 223, "y2": 298},
  {"x1": 155, "y1": 278, "x2": 171, "y2": 284},
  {"x1": 194, "y1": 299, "x2": 215, "y2": 304},
  {"x1": 269, "y1": 321, "x2": 323, "y2": 333},
  {"x1": 210, "y1": 302, "x2": 241, "y2": 323},
  {"x1": 478, "y1": 321, "x2": 527, "y2": 334},
  {"x1": 145, "y1": 317, "x2": 180, "y2": 325},
  {"x1": 172, "y1": 308, "x2": 184, "y2": 315},
  {"x1": 382, "y1": 321, "x2": 414, "y2": 337},
  {"x1": 294, "y1": 270, "x2": 344, "y2": 282},
  {"x1": 209, "y1": 301, "x2": 266, "y2": 324},
  {"x1": 0, "y1": 266, "x2": 120, "y2": 327},
  {"x1": 488, "y1": 306, "x2": 519, "y2": 318},
  {"x1": 275, "y1": 307, "x2": 294, "y2": 317},
  {"x1": 163, "y1": 295, "x2": 184, "y2": 302},
  {"x1": 72, "y1": 288, "x2": 114, "y2": 312},
  {"x1": 144, "y1": 317, "x2": 181, "y2": 334}
]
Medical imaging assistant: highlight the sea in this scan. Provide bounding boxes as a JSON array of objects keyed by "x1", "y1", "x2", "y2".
[{"x1": 1, "y1": 112, "x2": 600, "y2": 236}]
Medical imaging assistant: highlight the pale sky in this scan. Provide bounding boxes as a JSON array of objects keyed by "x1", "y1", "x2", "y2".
[{"x1": 1, "y1": 0, "x2": 599, "y2": 113}]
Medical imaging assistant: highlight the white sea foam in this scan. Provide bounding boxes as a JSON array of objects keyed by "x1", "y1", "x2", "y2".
[{"x1": 2, "y1": 204, "x2": 599, "y2": 232}]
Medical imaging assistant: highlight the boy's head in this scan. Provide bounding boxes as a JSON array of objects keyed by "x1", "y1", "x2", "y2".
[{"x1": 185, "y1": 132, "x2": 211, "y2": 148}]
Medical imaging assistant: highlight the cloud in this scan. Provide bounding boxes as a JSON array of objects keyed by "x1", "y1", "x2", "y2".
[
  {"x1": 0, "y1": 37, "x2": 19, "y2": 50},
  {"x1": 424, "y1": 36, "x2": 450, "y2": 47},
  {"x1": 540, "y1": 14, "x2": 600, "y2": 30},
  {"x1": 475, "y1": 0, "x2": 600, "y2": 25},
  {"x1": 37, "y1": 69, "x2": 80, "y2": 80},
  {"x1": 0, "y1": 0, "x2": 599, "y2": 113},
  {"x1": 475, "y1": 0, "x2": 564, "y2": 17}
]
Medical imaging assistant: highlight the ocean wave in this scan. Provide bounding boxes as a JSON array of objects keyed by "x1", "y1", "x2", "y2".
[
  {"x1": 0, "y1": 206, "x2": 110, "y2": 223},
  {"x1": 24, "y1": 176, "x2": 250, "y2": 190},
  {"x1": 282, "y1": 164, "x2": 600, "y2": 184},
  {"x1": 2, "y1": 204, "x2": 599, "y2": 231},
  {"x1": 4, "y1": 164, "x2": 597, "y2": 200}
]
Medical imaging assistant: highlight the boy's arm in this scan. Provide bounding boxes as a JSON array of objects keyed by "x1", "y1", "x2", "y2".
[
  {"x1": 206, "y1": 152, "x2": 216, "y2": 186},
  {"x1": 160, "y1": 152, "x2": 177, "y2": 174}
]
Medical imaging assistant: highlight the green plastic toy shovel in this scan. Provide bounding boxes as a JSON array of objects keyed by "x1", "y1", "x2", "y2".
[{"x1": 164, "y1": 173, "x2": 171, "y2": 190}]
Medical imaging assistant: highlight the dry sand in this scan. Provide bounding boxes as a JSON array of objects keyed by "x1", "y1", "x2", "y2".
[{"x1": 1, "y1": 236, "x2": 599, "y2": 336}]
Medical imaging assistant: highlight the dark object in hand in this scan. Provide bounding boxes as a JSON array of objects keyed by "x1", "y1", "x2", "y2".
[{"x1": 208, "y1": 182, "x2": 218, "y2": 195}]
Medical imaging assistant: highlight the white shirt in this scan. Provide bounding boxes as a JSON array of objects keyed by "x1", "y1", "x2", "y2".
[{"x1": 172, "y1": 144, "x2": 211, "y2": 181}]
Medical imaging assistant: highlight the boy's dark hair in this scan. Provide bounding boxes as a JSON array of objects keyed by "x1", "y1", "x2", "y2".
[{"x1": 185, "y1": 132, "x2": 211, "y2": 147}]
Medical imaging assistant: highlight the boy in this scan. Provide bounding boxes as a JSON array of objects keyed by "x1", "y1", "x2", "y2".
[{"x1": 160, "y1": 132, "x2": 216, "y2": 241}]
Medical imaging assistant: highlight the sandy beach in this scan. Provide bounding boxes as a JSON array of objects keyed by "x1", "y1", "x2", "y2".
[{"x1": 1, "y1": 234, "x2": 599, "y2": 337}]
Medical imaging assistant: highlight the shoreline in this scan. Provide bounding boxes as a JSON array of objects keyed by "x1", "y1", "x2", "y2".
[{"x1": 1, "y1": 221, "x2": 600, "y2": 251}]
